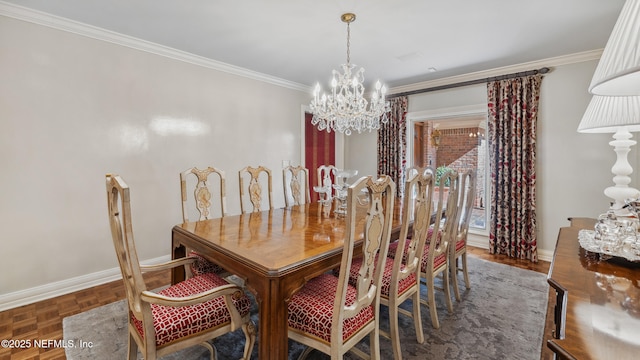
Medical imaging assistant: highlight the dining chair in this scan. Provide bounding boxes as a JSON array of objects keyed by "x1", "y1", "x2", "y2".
[
  {"x1": 404, "y1": 166, "x2": 427, "y2": 200},
  {"x1": 420, "y1": 168, "x2": 459, "y2": 328},
  {"x1": 105, "y1": 174, "x2": 255, "y2": 360},
  {"x1": 180, "y1": 166, "x2": 227, "y2": 222},
  {"x1": 449, "y1": 169, "x2": 477, "y2": 301},
  {"x1": 287, "y1": 175, "x2": 396, "y2": 360},
  {"x1": 282, "y1": 165, "x2": 310, "y2": 207},
  {"x1": 349, "y1": 171, "x2": 435, "y2": 360},
  {"x1": 180, "y1": 166, "x2": 228, "y2": 275},
  {"x1": 405, "y1": 165, "x2": 427, "y2": 178},
  {"x1": 316, "y1": 164, "x2": 338, "y2": 201},
  {"x1": 238, "y1": 165, "x2": 273, "y2": 213}
]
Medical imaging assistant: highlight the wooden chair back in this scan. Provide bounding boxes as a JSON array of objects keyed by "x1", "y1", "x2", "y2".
[
  {"x1": 431, "y1": 168, "x2": 460, "y2": 250},
  {"x1": 106, "y1": 174, "x2": 147, "y2": 323},
  {"x1": 455, "y1": 169, "x2": 477, "y2": 246},
  {"x1": 317, "y1": 164, "x2": 337, "y2": 200},
  {"x1": 405, "y1": 165, "x2": 428, "y2": 198},
  {"x1": 449, "y1": 169, "x2": 477, "y2": 301},
  {"x1": 238, "y1": 165, "x2": 273, "y2": 213},
  {"x1": 383, "y1": 170, "x2": 435, "y2": 358},
  {"x1": 421, "y1": 168, "x2": 459, "y2": 328},
  {"x1": 405, "y1": 165, "x2": 427, "y2": 178},
  {"x1": 394, "y1": 171, "x2": 435, "y2": 285},
  {"x1": 180, "y1": 166, "x2": 227, "y2": 222},
  {"x1": 282, "y1": 165, "x2": 310, "y2": 207},
  {"x1": 335, "y1": 175, "x2": 396, "y2": 356}
]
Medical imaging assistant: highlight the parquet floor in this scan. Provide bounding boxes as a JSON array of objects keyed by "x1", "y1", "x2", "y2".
[{"x1": 0, "y1": 246, "x2": 550, "y2": 360}]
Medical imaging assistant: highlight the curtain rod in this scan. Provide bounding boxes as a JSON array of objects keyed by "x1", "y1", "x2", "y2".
[{"x1": 387, "y1": 67, "x2": 550, "y2": 99}]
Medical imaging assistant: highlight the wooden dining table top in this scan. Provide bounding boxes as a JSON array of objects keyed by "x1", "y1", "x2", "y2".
[{"x1": 173, "y1": 199, "x2": 410, "y2": 275}]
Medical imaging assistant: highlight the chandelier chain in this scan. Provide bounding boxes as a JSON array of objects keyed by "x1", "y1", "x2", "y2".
[{"x1": 346, "y1": 22, "x2": 351, "y2": 65}]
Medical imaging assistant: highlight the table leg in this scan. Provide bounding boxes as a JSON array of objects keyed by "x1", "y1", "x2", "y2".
[
  {"x1": 171, "y1": 235, "x2": 186, "y2": 284},
  {"x1": 254, "y1": 278, "x2": 290, "y2": 359}
]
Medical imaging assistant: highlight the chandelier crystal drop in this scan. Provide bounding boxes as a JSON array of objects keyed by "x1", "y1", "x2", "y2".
[{"x1": 310, "y1": 13, "x2": 390, "y2": 135}]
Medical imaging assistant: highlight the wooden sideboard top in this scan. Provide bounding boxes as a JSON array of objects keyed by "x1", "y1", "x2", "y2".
[{"x1": 547, "y1": 218, "x2": 640, "y2": 359}]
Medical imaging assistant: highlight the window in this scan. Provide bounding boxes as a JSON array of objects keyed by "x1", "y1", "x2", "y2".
[{"x1": 408, "y1": 107, "x2": 489, "y2": 234}]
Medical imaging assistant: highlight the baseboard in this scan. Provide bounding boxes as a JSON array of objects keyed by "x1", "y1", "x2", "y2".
[
  {"x1": 0, "y1": 255, "x2": 170, "y2": 312},
  {"x1": 467, "y1": 234, "x2": 553, "y2": 263}
]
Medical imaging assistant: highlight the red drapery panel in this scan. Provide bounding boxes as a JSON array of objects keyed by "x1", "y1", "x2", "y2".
[
  {"x1": 305, "y1": 112, "x2": 335, "y2": 202},
  {"x1": 487, "y1": 74, "x2": 542, "y2": 262},
  {"x1": 377, "y1": 97, "x2": 408, "y2": 197}
]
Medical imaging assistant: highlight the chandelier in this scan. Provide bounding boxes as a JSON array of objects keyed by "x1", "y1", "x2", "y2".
[{"x1": 310, "y1": 13, "x2": 390, "y2": 135}]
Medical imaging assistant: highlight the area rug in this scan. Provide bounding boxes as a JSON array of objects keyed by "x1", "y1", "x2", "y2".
[{"x1": 63, "y1": 257, "x2": 548, "y2": 359}]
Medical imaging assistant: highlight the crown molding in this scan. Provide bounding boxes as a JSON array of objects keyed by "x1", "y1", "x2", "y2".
[
  {"x1": 388, "y1": 49, "x2": 604, "y2": 96},
  {"x1": 0, "y1": 1, "x2": 310, "y2": 92}
]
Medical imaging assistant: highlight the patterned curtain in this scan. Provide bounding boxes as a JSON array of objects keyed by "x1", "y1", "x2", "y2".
[
  {"x1": 487, "y1": 74, "x2": 542, "y2": 262},
  {"x1": 377, "y1": 96, "x2": 408, "y2": 197}
]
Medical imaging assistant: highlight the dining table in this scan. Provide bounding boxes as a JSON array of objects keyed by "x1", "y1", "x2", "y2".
[{"x1": 171, "y1": 200, "x2": 411, "y2": 359}]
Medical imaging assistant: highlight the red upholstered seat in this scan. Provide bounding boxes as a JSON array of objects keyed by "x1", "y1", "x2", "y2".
[
  {"x1": 348, "y1": 255, "x2": 417, "y2": 297},
  {"x1": 424, "y1": 250, "x2": 447, "y2": 272},
  {"x1": 386, "y1": 240, "x2": 401, "y2": 259},
  {"x1": 132, "y1": 272, "x2": 252, "y2": 347},
  {"x1": 388, "y1": 227, "x2": 448, "y2": 272},
  {"x1": 287, "y1": 273, "x2": 374, "y2": 343},
  {"x1": 188, "y1": 251, "x2": 225, "y2": 275}
]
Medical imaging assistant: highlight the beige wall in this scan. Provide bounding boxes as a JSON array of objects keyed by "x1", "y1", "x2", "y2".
[{"x1": 0, "y1": 15, "x2": 310, "y2": 300}]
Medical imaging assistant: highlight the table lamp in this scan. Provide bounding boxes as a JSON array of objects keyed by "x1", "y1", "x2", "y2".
[
  {"x1": 578, "y1": 95, "x2": 640, "y2": 215},
  {"x1": 590, "y1": 0, "x2": 640, "y2": 95},
  {"x1": 580, "y1": 0, "x2": 640, "y2": 215}
]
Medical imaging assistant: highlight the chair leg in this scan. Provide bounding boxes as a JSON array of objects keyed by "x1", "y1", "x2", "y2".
[
  {"x1": 443, "y1": 267, "x2": 453, "y2": 314},
  {"x1": 369, "y1": 326, "x2": 381, "y2": 360},
  {"x1": 461, "y1": 252, "x2": 471, "y2": 289},
  {"x1": 297, "y1": 346, "x2": 314, "y2": 360},
  {"x1": 427, "y1": 278, "x2": 440, "y2": 329},
  {"x1": 127, "y1": 333, "x2": 138, "y2": 360},
  {"x1": 412, "y1": 291, "x2": 425, "y2": 345},
  {"x1": 451, "y1": 257, "x2": 462, "y2": 302},
  {"x1": 199, "y1": 342, "x2": 216, "y2": 360},
  {"x1": 241, "y1": 320, "x2": 256, "y2": 360},
  {"x1": 389, "y1": 300, "x2": 402, "y2": 360}
]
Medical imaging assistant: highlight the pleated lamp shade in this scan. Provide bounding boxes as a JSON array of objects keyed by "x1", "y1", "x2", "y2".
[
  {"x1": 578, "y1": 95, "x2": 640, "y2": 133},
  {"x1": 589, "y1": 0, "x2": 640, "y2": 95}
]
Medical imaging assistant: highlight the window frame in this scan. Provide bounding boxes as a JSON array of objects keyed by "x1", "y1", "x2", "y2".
[{"x1": 406, "y1": 104, "x2": 489, "y2": 236}]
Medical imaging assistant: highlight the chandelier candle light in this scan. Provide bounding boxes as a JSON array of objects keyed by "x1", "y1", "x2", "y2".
[{"x1": 310, "y1": 13, "x2": 390, "y2": 135}]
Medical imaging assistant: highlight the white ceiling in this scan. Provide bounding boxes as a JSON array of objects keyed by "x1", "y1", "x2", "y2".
[{"x1": 1, "y1": 0, "x2": 627, "y2": 90}]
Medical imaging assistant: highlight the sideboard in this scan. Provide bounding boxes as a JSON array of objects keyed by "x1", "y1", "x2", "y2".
[{"x1": 544, "y1": 217, "x2": 640, "y2": 359}]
